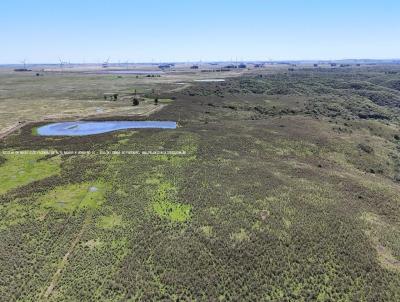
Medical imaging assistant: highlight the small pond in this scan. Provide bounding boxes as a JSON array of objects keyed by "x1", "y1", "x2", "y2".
[
  {"x1": 85, "y1": 70, "x2": 164, "y2": 75},
  {"x1": 194, "y1": 79, "x2": 225, "y2": 82},
  {"x1": 37, "y1": 121, "x2": 177, "y2": 136}
]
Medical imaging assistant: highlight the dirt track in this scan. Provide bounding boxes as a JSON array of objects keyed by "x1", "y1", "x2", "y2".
[{"x1": 0, "y1": 121, "x2": 29, "y2": 140}]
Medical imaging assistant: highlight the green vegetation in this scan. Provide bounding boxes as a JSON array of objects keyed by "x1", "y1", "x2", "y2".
[
  {"x1": 157, "y1": 98, "x2": 174, "y2": 104},
  {"x1": 1, "y1": 66, "x2": 400, "y2": 300},
  {"x1": 38, "y1": 181, "x2": 107, "y2": 213},
  {"x1": 230, "y1": 228, "x2": 250, "y2": 243},
  {"x1": 0, "y1": 201, "x2": 28, "y2": 230},
  {"x1": 97, "y1": 213, "x2": 123, "y2": 229},
  {"x1": 0, "y1": 154, "x2": 60, "y2": 195},
  {"x1": 151, "y1": 182, "x2": 191, "y2": 223},
  {"x1": 31, "y1": 126, "x2": 38, "y2": 136},
  {"x1": 362, "y1": 212, "x2": 400, "y2": 266},
  {"x1": 153, "y1": 199, "x2": 191, "y2": 223}
]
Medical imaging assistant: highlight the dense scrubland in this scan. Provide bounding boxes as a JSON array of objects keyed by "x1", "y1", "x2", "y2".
[{"x1": 1, "y1": 66, "x2": 400, "y2": 301}]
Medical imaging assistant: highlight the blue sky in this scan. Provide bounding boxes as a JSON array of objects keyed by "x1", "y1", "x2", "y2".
[{"x1": 1, "y1": 0, "x2": 399, "y2": 63}]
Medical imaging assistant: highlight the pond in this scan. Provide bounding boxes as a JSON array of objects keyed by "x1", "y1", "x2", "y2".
[
  {"x1": 194, "y1": 79, "x2": 225, "y2": 82},
  {"x1": 85, "y1": 70, "x2": 164, "y2": 75},
  {"x1": 37, "y1": 121, "x2": 177, "y2": 136}
]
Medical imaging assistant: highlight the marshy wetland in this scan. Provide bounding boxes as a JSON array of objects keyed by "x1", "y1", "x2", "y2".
[{"x1": 1, "y1": 65, "x2": 400, "y2": 300}]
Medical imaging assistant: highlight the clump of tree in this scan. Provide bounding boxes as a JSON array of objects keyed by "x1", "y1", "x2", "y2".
[{"x1": 104, "y1": 93, "x2": 118, "y2": 101}]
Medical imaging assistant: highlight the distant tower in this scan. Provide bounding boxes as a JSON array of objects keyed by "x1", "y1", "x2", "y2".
[
  {"x1": 102, "y1": 57, "x2": 110, "y2": 68},
  {"x1": 58, "y1": 58, "x2": 64, "y2": 70}
]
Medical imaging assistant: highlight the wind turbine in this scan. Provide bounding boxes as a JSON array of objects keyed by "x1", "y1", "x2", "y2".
[
  {"x1": 58, "y1": 58, "x2": 71, "y2": 71},
  {"x1": 102, "y1": 57, "x2": 110, "y2": 68},
  {"x1": 20, "y1": 59, "x2": 27, "y2": 69},
  {"x1": 58, "y1": 58, "x2": 64, "y2": 70}
]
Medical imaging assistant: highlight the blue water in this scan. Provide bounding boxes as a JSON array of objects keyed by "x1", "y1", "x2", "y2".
[
  {"x1": 85, "y1": 70, "x2": 164, "y2": 75},
  {"x1": 37, "y1": 121, "x2": 177, "y2": 136}
]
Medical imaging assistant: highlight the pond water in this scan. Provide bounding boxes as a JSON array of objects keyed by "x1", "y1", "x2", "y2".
[
  {"x1": 85, "y1": 70, "x2": 163, "y2": 75},
  {"x1": 194, "y1": 79, "x2": 225, "y2": 82},
  {"x1": 37, "y1": 121, "x2": 177, "y2": 136}
]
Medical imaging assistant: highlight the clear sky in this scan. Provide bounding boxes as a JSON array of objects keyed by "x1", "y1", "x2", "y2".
[{"x1": 1, "y1": 0, "x2": 399, "y2": 63}]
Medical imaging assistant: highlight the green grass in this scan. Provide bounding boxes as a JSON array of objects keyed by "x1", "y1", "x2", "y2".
[
  {"x1": 31, "y1": 127, "x2": 38, "y2": 136},
  {"x1": 0, "y1": 154, "x2": 61, "y2": 195},
  {"x1": 153, "y1": 200, "x2": 191, "y2": 223},
  {"x1": 38, "y1": 181, "x2": 108, "y2": 213},
  {"x1": 0, "y1": 202, "x2": 27, "y2": 230},
  {"x1": 258, "y1": 138, "x2": 321, "y2": 158},
  {"x1": 230, "y1": 228, "x2": 250, "y2": 243},
  {"x1": 151, "y1": 182, "x2": 191, "y2": 223},
  {"x1": 118, "y1": 138, "x2": 130, "y2": 145},
  {"x1": 200, "y1": 225, "x2": 214, "y2": 238},
  {"x1": 97, "y1": 213, "x2": 123, "y2": 229}
]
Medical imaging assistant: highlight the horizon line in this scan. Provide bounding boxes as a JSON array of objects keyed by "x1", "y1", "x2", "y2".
[{"x1": 2, "y1": 58, "x2": 400, "y2": 66}]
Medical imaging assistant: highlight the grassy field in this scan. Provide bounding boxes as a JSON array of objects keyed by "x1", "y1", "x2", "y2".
[
  {"x1": 1, "y1": 65, "x2": 400, "y2": 301},
  {"x1": 0, "y1": 68, "x2": 215, "y2": 134},
  {"x1": 0, "y1": 66, "x2": 245, "y2": 130}
]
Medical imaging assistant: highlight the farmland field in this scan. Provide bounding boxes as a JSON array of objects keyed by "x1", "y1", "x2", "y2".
[{"x1": 1, "y1": 65, "x2": 400, "y2": 301}]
